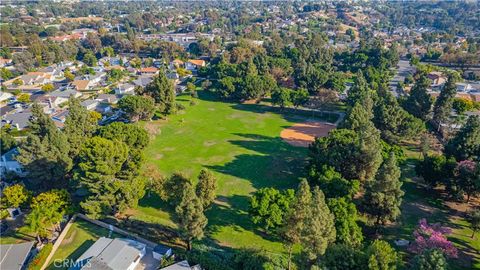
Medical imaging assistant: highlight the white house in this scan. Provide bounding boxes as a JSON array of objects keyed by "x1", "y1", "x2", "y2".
[
  {"x1": 185, "y1": 60, "x2": 206, "y2": 71},
  {"x1": 0, "y1": 148, "x2": 25, "y2": 177},
  {"x1": 115, "y1": 83, "x2": 135, "y2": 95},
  {"x1": 72, "y1": 237, "x2": 146, "y2": 270}
]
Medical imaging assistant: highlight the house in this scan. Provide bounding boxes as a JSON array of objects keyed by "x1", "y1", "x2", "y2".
[
  {"x1": 152, "y1": 245, "x2": 172, "y2": 260},
  {"x1": 96, "y1": 94, "x2": 119, "y2": 104},
  {"x1": 0, "y1": 242, "x2": 35, "y2": 270},
  {"x1": 70, "y1": 237, "x2": 146, "y2": 270},
  {"x1": 456, "y1": 83, "x2": 473, "y2": 93},
  {"x1": 160, "y1": 260, "x2": 201, "y2": 270},
  {"x1": 81, "y1": 99, "x2": 100, "y2": 111},
  {"x1": 139, "y1": 67, "x2": 159, "y2": 75},
  {"x1": 71, "y1": 80, "x2": 94, "y2": 91},
  {"x1": 115, "y1": 83, "x2": 135, "y2": 95},
  {"x1": 0, "y1": 92, "x2": 13, "y2": 102},
  {"x1": 81, "y1": 99, "x2": 111, "y2": 114},
  {"x1": 170, "y1": 59, "x2": 184, "y2": 69},
  {"x1": 49, "y1": 89, "x2": 82, "y2": 100},
  {"x1": 2, "y1": 110, "x2": 32, "y2": 130},
  {"x1": 166, "y1": 72, "x2": 180, "y2": 84},
  {"x1": 0, "y1": 58, "x2": 13, "y2": 68},
  {"x1": 51, "y1": 110, "x2": 69, "y2": 128},
  {"x1": 133, "y1": 75, "x2": 154, "y2": 88},
  {"x1": 427, "y1": 72, "x2": 447, "y2": 87},
  {"x1": 185, "y1": 60, "x2": 206, "y2": 71},
  {"x1": 0, "y1": 148, "x2": 25, "y2": 177}
]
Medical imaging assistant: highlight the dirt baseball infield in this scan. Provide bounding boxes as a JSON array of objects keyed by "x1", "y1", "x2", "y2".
[{"x1": 280, "y1": 121, "x2": 335, "y2": 147}]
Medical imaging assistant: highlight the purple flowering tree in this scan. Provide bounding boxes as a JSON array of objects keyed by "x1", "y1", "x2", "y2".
[{"x1": 409, "y1": 218, "x2": 458, "y2": 258}]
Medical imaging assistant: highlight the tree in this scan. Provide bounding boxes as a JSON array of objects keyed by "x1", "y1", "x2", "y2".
[
  {"x1": 118, "y1": 95, "x2": 155, "y2": 122},
  {"x1": 17, "y1": 93, "x2": 31, "y2": 103},
  {"x1": 309, "y1": 128, "x2": 382, "y2": 182},
  {"x1": 310, "y1": 165, "x2": 359, "y2": 199},
  {"x1": 75, "y1": 137, "x2": 144, "y2": 218},
  {"x1": 412, "y1": 249, "x2": 448, "y2": 270},
  {"x1": 409, "y1": 219, "x2": 458, "y2": 258},
  {"x1": 415, "y1": 155, "x2": 455, "y2": 188},
  {"x1": 271, "y1": 87, "x2": 292, "y2": 109},
  {"x1": 26, "y1": 189, "x2": 70, "y2": 242},
  {"x1": 12, "y1": 51, "x2": 35, "y2": 73},
  {"x1": 374, "y1": 92, "x2": 425, "y2": 143},
  {"x1": 64, "y1": 68, "x2": 75, "y2": 81},
  {"x1": 187, "y1": 82, "x2": 197, "y2": 98},
  {"x1": 466, "y1": 209, "x2": 480, "y2": 238},
  {"x1": 41, "y1": 83, "x2": 55, "y2": 92},
  {"x1": 64, "y1": 97, "x2": 99, "y2": 157},
  {"x1": 0, "y1": 128, "x2": 16, "y2": 153},
  {"x1": 453, "y1": 160, "x2": 479, "y2": 202},
  {"x1": 142, "y1": 72, "x2": 175, "y2": 115},
  {"x1": 403, "y1": 73, "x2": 434, "y2": 121},
  {"x1": 346, "y1": 71, "x2": 370, "y2": 107},
  {"x1": 303, "y1": 187, "x2": 336, "y2": 261},
  {"x1": 175, "y1": 182, "x2": 208, "y2": 250},
  {"x1": 0, "y1": 67, "x2": 13, "y2": 80},
  {"x1": 280, "y1": 179, "x2": 312, "y2": 270},
  {"x1": 98, "y1": 122, "x2": 149, "y2": 150},
  {"x1": 365, "y1": 240, "x2": 398, "y2": 270},
  {"x1": 318, "y1": 244, "x2": 365, "y2": 270},
  {"x1": 83, "y1": 51, "x2": 97, "y2": 67},
  {"x1": 432, "y1": 75, "x2": 457, "y2": 132},
  {"x1": 445, "y1": 116, "x2": 480, "y2": 161},
  {"x1": 164, "y1": 173, "x2": 192, "y2": 205},
  {"x1": 291, "y1": 88, "x2": 309, "y2": 108},
  {"x1": 195, "y1": 169, "x2": 217, "y2": 209},
  {"x1": 17, "y1": 104, "x2": 72, "y2": 189},
  {"x1": 249, "y1": 187, "x2": 294, "y2": 233},
  {"x1": 363, "y1": 153, "x2": 404, "y2": 226},
  {"x1": 1, "y1": 184, "x2": 30, "y2": 208},
  {"x1": 327, "y1": 197, "x2": 363, "y2": 247}
]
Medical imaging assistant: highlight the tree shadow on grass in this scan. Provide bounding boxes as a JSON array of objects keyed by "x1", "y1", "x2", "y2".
[
  {"x1": 207, "y1": 133, "x2": 307, "y2": 191},
  {"x1": 197, "y1": 90, "x2": 339, "y2": 124},
  {"x1": 206, "y1": 194, "x2": 282, "y2": 245}
]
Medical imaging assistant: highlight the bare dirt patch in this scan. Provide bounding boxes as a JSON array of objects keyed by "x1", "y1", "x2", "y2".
[{"x1": 280, "y1": 121, "x2": 335, "y2": 147}]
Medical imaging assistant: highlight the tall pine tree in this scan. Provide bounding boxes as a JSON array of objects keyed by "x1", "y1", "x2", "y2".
[
  {"x1": 175, "y1": 182, "x2": 208, "y2": 250},
  {"x1": 64, "y1": 97, "x2": 99, "y2": 157},
  {"x1": 195, "y1": 169, "x2": 218, "y2": 209},
  {"x1": 363, "y1": 153, "x2": 404, "y2": 226},
  {"x1": 432, "y1": 75, "x2": 457, "y2": 133},
  {"x1": 303, "y1": 186, "x2": 336, "y2": 261},
  {"x1": 281, "y1": 179, "x2": 312, "y2": 270},
  {"x1": 142, "y1": 71, "x2": 176, "y2": 115},
  {"x1": 17, "y1": 103, "x2": 72, "y2": 189},
  {"x1": 403, "y1": 73, "x2": 433, "y2": 121}
]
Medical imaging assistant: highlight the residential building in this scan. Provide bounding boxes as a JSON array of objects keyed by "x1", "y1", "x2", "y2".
[
  {"x1": 133, "y1": 75, "x2": 154, "y2": 87},
  {"x1": 160, "y1": 260, "x2": 201, "y2": 270},
  {"x1": 139, "y1": 67, "x2": 159, "y2": 75},
  {"x1": 115, "y1": 83, "x2": 135, "y2": 95},
  {"x1": 0, "y1": 242, "x2": 35, "y2": 270},
  {"x1": 71, "y1": 237, "x2": 146, "y2": 270},
  {"x1": 152, "y1": 245, "x2": 172, "y2": 260},
  {"x1": 0, "y1": 148, "x2": 25, "y2": 177},
  {"x1": 2, "y1": 110, "x2": 32, "y2": 130},
  {"x1": 185, "y1": 60, "x2": 206, "y2": 71},
  {"x1": 71, "y1": 80, "x2": 94, "y2": 91},
  {"x1": 96, "y1": 94, "x2": 119, "y2": 104}
]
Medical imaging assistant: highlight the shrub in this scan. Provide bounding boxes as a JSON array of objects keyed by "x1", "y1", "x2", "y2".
[{"x1": 28, "y1": 243, "x2": 53, "y2": 270}]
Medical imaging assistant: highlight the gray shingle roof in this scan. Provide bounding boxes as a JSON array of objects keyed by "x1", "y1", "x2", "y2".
[
  {"x1": 72, "y1": 237, "x2": 146, "y2": 270},
  {"x1": 0, "y1": 242, "x2": 34, "y2": 270}
]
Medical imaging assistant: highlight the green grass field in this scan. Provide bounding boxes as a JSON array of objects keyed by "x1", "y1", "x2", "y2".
[
  {"x1": 137, "y1": 91, "x2": 337, "y2": 252},
  {"x1": 46, "y1": 219, "x2": 120, "y2": 270}
]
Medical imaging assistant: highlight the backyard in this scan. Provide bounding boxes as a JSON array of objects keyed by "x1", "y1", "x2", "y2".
[{"x1": 46, "y1": 219, "x2": 120, "y2": 270}]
